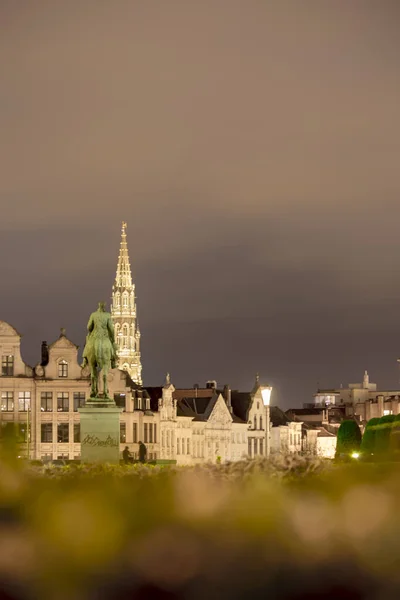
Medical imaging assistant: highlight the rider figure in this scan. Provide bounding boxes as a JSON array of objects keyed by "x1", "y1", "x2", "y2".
[{"x1": 81, "y1": 302, "x2": 118, "y2": 369}]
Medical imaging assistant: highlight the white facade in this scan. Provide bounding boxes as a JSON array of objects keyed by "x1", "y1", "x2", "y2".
[{"x1": 111, "y1": 222, "x2": 142, "y2": 385}]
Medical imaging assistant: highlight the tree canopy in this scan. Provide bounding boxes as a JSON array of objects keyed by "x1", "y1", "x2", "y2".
[{"x1": 335, "y1": 420, "x2": 362, "y2": 458}]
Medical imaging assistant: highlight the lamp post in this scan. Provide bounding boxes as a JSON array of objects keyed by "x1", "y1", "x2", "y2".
[{"x1": 261, "y1": 386, "x2": 272, "y2": 458}]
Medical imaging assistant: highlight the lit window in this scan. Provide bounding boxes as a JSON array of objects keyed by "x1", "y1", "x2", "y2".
[
  {"x1": 1, "y1": 391, "x2": 14, "y2": 411},
  {"x1": 18, "y1": 391, "x2": 31, "y2": 412},
  {"x1": 133, "y1": 423, "x2": 138, "y2": 443},
  {"x1": 383, "y1": 409, "x2": 393, "y2": 416},
  {"x1": 58, "y1": 361, "x2": 68, "y2": 378},
  {"x1": 1, "y1": 355, "x2": 14, "y2": 377}
]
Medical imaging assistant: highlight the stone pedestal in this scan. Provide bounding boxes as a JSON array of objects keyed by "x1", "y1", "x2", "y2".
[{"x1": 79, "y1": 400, "x2": 122, "y2": 464}]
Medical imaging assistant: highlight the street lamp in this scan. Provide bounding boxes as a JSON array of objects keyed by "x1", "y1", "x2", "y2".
[{"x1": 261, "y1": 386, "x2": 272, "y2": 458}]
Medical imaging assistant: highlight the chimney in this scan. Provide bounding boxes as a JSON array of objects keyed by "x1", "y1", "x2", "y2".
[
  {"x1": 223, "y1": 384, "x2": 233, "y2": 414},
  {"x1": 206, "y1": 380, "x2": 217, "y2": 390},
  {"x1": 41, "y1": 341, "x2": 49, "y2": 366}
]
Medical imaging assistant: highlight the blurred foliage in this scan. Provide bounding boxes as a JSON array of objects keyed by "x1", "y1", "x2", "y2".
[
  {"x1": 361, "y1": 417, "x2": 381, "y2": 456},
  {"x1": 335, "y1": 419, "x2": 361, "y2": 458},
  {"x1": 0, "y1": 454, "x2": 400, "y2": 599}
]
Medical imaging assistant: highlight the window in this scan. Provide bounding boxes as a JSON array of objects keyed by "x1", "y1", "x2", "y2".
[
  {"x1": 120, "y1": 423, "x2": 126, "y2": 443},
  {"x1": 1, "y1": 392, "x2": 14, "y2": 411},
  {"x1": 74, "y1": 424, "x2": 80, "y2": 443},
  {"x1": 2, "y1": 355, "x2": 14, "y2": 376},
  {"x1": 254, "y1": 415, "x2": 257, "y2": 430},
  {"x1": 122, "y1": 324, "x2": 129, "y2": 348},
  {"x1": 177, "y1": 437, "x2": 180, "y2": 454},
  {"x1": 149, "y1": 423, "x2": 153, "y2": 443},
  {"x1": 115, "y1": 293, "x2": 120, "y2": 308},
  {"x1": 73, "y1": 392, "x2": 85, "y2": 412},
  {"x1": 153, "y1": 424, "x2": 157, "y2": 444},
  {"x1": 18, "y1": 391, "x2": 31, "y2": 412},
  {"x1": 253, "y1": 438, "x2": 258, "y2": 456},
  {"x1": 144, "y1": 423, "x2": 148, "y2": 443},
  {"x1": 57, "y1": 423, "x2": 69, "y2": 443},
  {"x1": 260, "y1": 439, "x2": 264, "y2": 456},
  {"x1": 57, "y1": 454, "x2": 69, "y2": 460},
  {"x1": 167, "y1": 430, "x2": 170, "y2": 448},
  {"x1": 41, "y1": 392, "x2": 53, "y2": 412},
  {"x1": 383, "y1": 409, "x2": 393, "y2": 416},
  {"x1": 114, "y1": 394, "x2": 126, "y2": 411},
  {"x1": 58, "y1": 360, "x2": 68, "y2": 378},
  {"x1": 41, "y1": 423, "x2": 53, "y2": 443},
  {"x1": 122, "y1": 294, "x2": 128, "y2": 309},
  {"x1": 57, "y1": 392, "x2": 69, "y2": 412},
  {"x1": 187, "y1": 439, "x2": 190, "y2": 455},
  {"x1": 133, "y1": 422, "x2": 137, "y2": 443}
]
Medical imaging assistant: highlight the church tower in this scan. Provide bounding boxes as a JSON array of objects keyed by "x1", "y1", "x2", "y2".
[{"x1": 111, "y1": 222, "x2": 143, "y2": 385}]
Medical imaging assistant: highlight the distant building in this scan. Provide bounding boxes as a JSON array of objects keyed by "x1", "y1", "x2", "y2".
[
  {"x1": 111, "y1": 222, "x2": 142, "y2": 385},
  {"x1": 0, "y1": 222, "x2": 319, "y2": 461},
  {"x1": 313, "y1": 370, "x2": 400, "y2": 423},
  {"x1": 0, "y1": 319, "x2": 311, "y2": 462}
]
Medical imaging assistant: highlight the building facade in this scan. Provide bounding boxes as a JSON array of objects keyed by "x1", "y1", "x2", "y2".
[
  {"x1": 313, "y1": 370, "x2": 400, "y2": 423},
  {"x1": 0, "y1": 319, "x2": 308, "y2": 462},
  {"x1": 111, "y1": 221, "x2": 142, "y2": 385}
]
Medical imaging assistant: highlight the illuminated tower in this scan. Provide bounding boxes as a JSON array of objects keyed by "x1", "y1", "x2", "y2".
[{"x1": 111, "y1": 222, "x2": 143, "y2": 385}]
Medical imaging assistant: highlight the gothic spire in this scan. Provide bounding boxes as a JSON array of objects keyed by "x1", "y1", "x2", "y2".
[
  {"x1": 115, "y1": 221, "x2": 132, "y2": 289},
  {"x1": 111, "y1": 222, "x2": 143, "y2": 385}
]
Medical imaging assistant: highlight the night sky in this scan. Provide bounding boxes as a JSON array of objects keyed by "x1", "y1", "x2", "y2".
[{"x1": 1, "y1": 2, "x2": 400, "y2": 408}]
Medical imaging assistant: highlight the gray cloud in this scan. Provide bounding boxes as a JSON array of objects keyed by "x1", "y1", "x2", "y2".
[{"x1": 1, "y1": 1, "x2": 400, "y2": 406}]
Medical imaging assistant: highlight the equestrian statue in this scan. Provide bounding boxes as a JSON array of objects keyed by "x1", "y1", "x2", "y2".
[{"x1": 81, "y1": 302, "x2": 118, "y2": 399}]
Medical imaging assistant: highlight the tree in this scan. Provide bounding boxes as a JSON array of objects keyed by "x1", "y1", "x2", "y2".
[
  {"x1": 360, "y1": 417, "x2": 380, "y2": 456},
  {"x1": 375, "y1": 414, "x2": 396, "y2": 456},
  {"x1": 335, "y1": 420, "x2": 362, "y2": 459}
]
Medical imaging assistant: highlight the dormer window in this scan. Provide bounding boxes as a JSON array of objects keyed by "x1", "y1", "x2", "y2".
[
  {"x1": 2, "y1": 355, "x2": 14, "y2": 377},
  {"x1": 58, "y1": 360, "x2": 68, "y2": 378}
]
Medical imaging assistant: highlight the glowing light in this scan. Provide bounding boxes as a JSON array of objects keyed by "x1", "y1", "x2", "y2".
[
  {"x1": 261, "y1": 386, "x2": 272, "y2": 406},
  {"x1": 351, "y1": 452, "x2": 360, "y2": 459}
]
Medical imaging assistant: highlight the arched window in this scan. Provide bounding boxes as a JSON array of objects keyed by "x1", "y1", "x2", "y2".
[
  {"x1": 115, "y1": 293, "x2": 120, "y2": 308},
  {"x1": 122, "y1": 324, "x2": 129, "y2": 348},
  {"x1": 122, "y1": 293, "x2": 128, "y2": 309},
  {"x1": 114, "y1": 323, "x2": 121, "y2": 346},
  {"x1": 58, "y1": 360, "x2": 68, "y2": 378}
]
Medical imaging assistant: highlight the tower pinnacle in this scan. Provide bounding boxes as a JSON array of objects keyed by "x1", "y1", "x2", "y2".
[{"x1": 111, "y1": 222, "x2": 143, "y2": 385}]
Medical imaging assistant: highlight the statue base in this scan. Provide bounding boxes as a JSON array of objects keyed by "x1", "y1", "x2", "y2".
[{"x1": 79, "y1": 400, "x2": 122, "y2": 464}]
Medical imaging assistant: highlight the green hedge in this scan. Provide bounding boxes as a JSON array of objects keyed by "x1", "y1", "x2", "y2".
[{"x1": 335, "y1": 419, "x2": 362, "y2": 458}]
